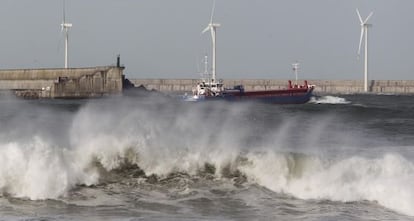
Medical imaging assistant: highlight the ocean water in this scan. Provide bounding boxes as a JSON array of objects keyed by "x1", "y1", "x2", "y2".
[{"x1": 0, "y1": 91, "x2": 414, "y2": 220}]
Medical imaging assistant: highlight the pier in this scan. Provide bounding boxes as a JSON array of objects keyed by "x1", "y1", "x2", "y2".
[
  {"x1": 1, "y1": 69, "x2": 414, "y2": 98},
  {"x1": 0, "y1": 66, "x2": 124, "y2": 98}
]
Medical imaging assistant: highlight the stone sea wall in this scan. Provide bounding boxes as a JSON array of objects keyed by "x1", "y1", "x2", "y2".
[
  {"x1": 0, "y1": 66, "x2": 124, "y2": 98},
  {"x1": 130, "y1": 79, "x2": 414, "y2": 94}
]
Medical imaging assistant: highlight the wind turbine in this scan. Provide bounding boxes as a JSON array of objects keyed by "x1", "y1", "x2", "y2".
[
  {"x1": 61, "y1": 0, "x2": 72, "y2": 69},
  {"x1": 356, "y1": 9, "x2": 373, "y2": 92},
  {"x1": 202, "y1": 0, "x2": 220, "y2": 83}
]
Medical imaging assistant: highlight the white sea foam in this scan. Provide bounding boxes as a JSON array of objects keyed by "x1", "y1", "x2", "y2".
[{"x1": 310, "y1": 96, "x2": 351, "y2": 104}]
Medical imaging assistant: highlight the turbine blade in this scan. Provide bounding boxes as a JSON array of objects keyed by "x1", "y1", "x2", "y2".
[
  {"x1": 202, "y1": 26, "x2": 210, "y2": 34},
  {"x1": 57, "y1": 31, "x2": 62, "y2": 53},
  {"x1": 63, "y1": 0, "x2": 66, "y2": 23},
  {"x1": 364, "y1": 12, "x2": 374, "y2": 24},
  {"x1": 358, "y1": 26, "x2": 364, "y2": 57},
  {"x1": 356, "y1": 8, "x2": 363, "y2": 24},
  {"x1": 210, "y1": 0, "x2": 216, "y2": 23}
]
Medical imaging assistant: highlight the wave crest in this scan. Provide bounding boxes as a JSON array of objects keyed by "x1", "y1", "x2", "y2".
[{"x1": 0, "y1": 137, "x2": 99, "y2": 200}]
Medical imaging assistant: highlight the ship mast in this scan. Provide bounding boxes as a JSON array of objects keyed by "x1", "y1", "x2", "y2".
[
  {"x1": 204, "y1": 54, "x2": 209, "y2": 83},
  {"x1": 292, "y1": 62, "x2": 300, "y2": 85}
]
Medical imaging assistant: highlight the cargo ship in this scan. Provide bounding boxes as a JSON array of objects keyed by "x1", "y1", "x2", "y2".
[{"x1": 184, "y1": 80, "x2": 314, "y2": 104}]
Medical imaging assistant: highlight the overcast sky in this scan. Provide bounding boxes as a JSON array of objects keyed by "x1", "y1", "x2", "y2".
[{"x1": 0, "y1": 0, "x2": 412, "y2": 80}]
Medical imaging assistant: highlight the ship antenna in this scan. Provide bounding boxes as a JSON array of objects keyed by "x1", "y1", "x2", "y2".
[{"x1": 292, "y1": 61, "x2": 300, "y2": 85}]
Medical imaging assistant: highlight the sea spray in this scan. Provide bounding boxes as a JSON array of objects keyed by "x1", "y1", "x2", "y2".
[
  {"x1": 68, "y1": 98, "x2": 249, "y2": 177},
  {"x1": 310, "y1": 96, "x2": 350, "y2": 104}
]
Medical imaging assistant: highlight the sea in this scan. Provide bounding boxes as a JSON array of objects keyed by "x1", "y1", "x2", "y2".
[{"x1": 0, "y1": 91, "x2": 414, "y2": 221}]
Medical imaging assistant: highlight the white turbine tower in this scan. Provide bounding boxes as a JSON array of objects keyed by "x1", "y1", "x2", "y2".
[
  {"x1": 61, "y1": 0, "x2": 72, "y2": 69},
  {"x1": 356, "y1": 9, "x2": 373, "y2": 92},
  {"x1": 202, "y1": 0, "x2": 220, "y2": 83}
]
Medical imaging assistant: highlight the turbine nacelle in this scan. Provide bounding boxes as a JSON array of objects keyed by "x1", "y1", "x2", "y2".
[
  {"x1": 61, "y1": 23, "x2": 73, "y2": 31},
  {"x1": 202, "y1": 23, "x2": 221, "y2": 34},
  {"x1": 61, "y1": 23, "x2": 72, "y2": 28},
  {"x1": 211, "y1": 23, "x2": 221, "y2": 28}
]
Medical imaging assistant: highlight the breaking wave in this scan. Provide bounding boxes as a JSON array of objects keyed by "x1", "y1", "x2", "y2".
[
  {"x1": 239, "y1": 151, "x2": 414, "y2": 216},
  {"x1": 0, "y1": 96, "x2": 413, "y2": 216}
]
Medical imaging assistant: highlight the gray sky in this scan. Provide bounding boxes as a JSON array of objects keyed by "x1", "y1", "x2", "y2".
[{"x1": 0, "y1": 0, "x2": 413, "y2": 80}]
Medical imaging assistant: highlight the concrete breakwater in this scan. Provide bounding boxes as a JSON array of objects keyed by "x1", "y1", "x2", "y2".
[
  {"x1": 130, "y1": 79, "x2": 414, "y2": 95},
  {"x1": 0, "y1": 66, "x2": 124, "y2": 98}
]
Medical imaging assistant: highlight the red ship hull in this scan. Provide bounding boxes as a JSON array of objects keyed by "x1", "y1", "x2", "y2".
[{"x1": 208, "y1": 87, "x2": 314, "y2": 104}]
